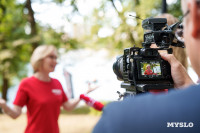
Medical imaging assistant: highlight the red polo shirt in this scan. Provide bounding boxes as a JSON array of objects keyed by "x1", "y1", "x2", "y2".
[
  {"x1": 144, "y1": 69, "x2": 153, "y2": 75},
  {"x1": 13, "y1": 76, "x2": 68, "y2": 133}
]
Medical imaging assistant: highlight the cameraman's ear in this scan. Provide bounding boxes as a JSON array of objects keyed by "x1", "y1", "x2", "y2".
[{"x1": 190, "y1": 0, "x2": 200, "y2": 38}]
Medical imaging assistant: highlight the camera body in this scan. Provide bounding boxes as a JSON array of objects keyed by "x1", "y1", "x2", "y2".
[
  {"x1": 113, "y1": 18, "x2": 184, "y2": 96},
  {"x1": 113, "y1": 47, "x2": 173, "y2": 95}
]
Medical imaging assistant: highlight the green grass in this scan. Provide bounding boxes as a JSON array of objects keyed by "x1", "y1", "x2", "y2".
[{"x1": 61, "y1": 101, "x2": 111, "y2": 116}]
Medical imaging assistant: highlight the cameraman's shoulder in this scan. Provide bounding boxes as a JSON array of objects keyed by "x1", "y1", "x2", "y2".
[
  {"x1": 179, "y1": 84, "x2": 200, "y2": 98},
  {"x1": 102, "y1": 101, "x2": 121, "y2": 112},
  {"x1": 186, "y1": 83, "x2": 200, "y2": 91},
  {"x1": 103, "y1": 93, "x2": 154, "y2": 112},
  {"x1": 168, "y1": 84, "x2": 200, "y2": 98}
]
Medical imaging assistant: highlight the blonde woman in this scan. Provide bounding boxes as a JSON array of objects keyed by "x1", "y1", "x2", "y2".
[{"x1": 0, "y1": 45, "x2": 94, "y2": 133}]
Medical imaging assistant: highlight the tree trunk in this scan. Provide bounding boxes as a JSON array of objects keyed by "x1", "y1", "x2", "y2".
[
  {"x1": 2, "y1": 73, "x2": 9, "y2": 101},
  {"x1": 162, "y1": 0, "x2": 167, "y2": 13},
  {"x1": 0, "y1": 72, "x2": 9, "y2": 113},
  {"x1": 25, "y1": 0, "x2": 39, "y2": 50}
]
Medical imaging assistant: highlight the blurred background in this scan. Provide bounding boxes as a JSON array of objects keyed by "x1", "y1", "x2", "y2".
[{"x1": 0, "y1": 0, "x2": 198, "y2": 132}]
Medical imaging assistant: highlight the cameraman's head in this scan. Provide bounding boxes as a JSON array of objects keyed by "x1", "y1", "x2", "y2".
[{"x1": 181, "y1": 0, "x2": 200, "y2": 76}]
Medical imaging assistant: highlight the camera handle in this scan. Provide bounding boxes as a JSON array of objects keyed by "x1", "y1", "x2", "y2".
[
  {"x1": 117, "y1": 91, "x2": 137, "y2": 100},
  {"x1": 117, "y1": 91, "x2": 124, "y2": 100}
]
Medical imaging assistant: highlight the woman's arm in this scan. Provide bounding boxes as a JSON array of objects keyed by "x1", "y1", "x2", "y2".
[
  {"x1": 62, "y1": 82, "x2": 99, "y2": 111},
  {"x1": 62, "y1": 81, "x2": 99, "y2": 111},
  {"x1": 0, "y1": 98, "x2": 22, "y2": 119},
  {"x1": 62, "y1": 99, "x2": 81, "y2": 111}
]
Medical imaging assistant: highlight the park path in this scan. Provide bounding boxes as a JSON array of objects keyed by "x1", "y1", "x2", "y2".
[{"x1": 0, "y1": 114, "x2": 100, "y2": 133}]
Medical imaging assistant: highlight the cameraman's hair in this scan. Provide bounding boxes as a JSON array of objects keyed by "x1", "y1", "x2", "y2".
[
  {"x1": 156, "y1": 14, "x2": 178, "y2": 25},
  {"x1": 30, "y1": 45, "x2": 57, "y2": 73}
]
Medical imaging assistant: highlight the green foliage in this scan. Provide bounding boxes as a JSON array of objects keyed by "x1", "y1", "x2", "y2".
[
  {"x1": 53, "y1": 0, "x2": 65, "y2": 3},
  {"x1": 39, "y1": 27, "x2": 64, "y2": 47},
  {"x1": 168, "y1": 0, "x2": 182, "y2": 19},
  {"x1": 0, "y1": 0, "x2": 31, "y2": 88},
  {"x1": 0, "y1": 0, "x2": 183, "y2": 95},
  {"x1": 61, "y1": 101, "x2": 110, "y2": 115},
  {"x1": 88, "y1": 107, "x2": 103, "y2": 116},
  {"x1": 89, "y1": 101, "x2": 109, "y2": 116},
  {"x1": 77, "y1": 0, "x2": 171, "y2": 55},
  {"x1": 61, "y1": 106, "x2": 91, "y2": 114}
]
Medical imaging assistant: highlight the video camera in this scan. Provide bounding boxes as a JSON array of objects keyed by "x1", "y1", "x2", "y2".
[{"x1": 113, "y1": 18, "x2": 184, "y2": 97}]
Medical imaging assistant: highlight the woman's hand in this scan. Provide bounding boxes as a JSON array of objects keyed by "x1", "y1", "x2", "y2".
[
  {"x1": 0, "y1": 98, "x2": 6, "y2": 108},
  {"x1": 85, "y1": 80, "x2": 99, "y2": 94},
  {"x1": 63, "y1": 80, "x2": 99, "y2": 111},
  {"x1": 0, "y1": 98, "x2": 22, "y2": 119}
]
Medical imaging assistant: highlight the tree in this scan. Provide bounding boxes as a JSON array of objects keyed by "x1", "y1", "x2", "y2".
[
  {"x1": 0, "y1": 0, "x2": 81, "y2": 107},
  {"x1": 76, "y1": 0, "x2": 162, "y2": 54},
  {"x1": 0, "y1": 0, "x2": 183, "y2": 112},
  {"x1": 0, "y1": 0, "x2": 32, "y2": 113},
  {"x1": 25, "y1": 0, "x2": 39, "y2": 50},
  {"x1": 168, "y1": 0, "x2": 182, "y2": 18}
]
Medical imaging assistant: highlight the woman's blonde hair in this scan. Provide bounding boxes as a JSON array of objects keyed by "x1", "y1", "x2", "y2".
[
  {"x1": 30, "y1": 45, "x2": 57, "y2": 73},
  {"x1": 146, "y1": 64, "x2": 151, "y2": 68}
]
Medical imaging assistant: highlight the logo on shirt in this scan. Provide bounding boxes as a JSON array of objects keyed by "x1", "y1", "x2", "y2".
[{"x1": 52, "y1": 89, "x2": 62, "y2": 95}]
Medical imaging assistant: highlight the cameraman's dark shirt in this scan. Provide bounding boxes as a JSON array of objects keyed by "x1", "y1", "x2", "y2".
[{"x1": 93, "y1": 85, "x2": 200, "y2": 133}]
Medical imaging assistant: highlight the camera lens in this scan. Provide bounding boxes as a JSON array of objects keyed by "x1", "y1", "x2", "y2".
[{"x1": 113, "y1": 56, "x2": 124, "y2": 81}]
